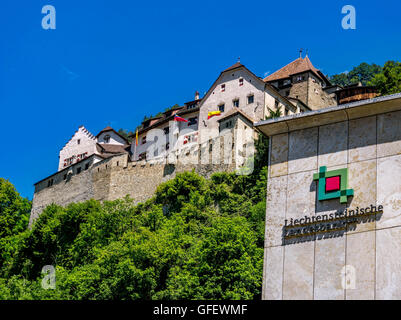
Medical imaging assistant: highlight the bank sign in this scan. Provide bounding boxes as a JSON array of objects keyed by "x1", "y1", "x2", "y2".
[
  {"x1": 313, "y1": 166, "x2": 354, "y2": 204},
  {"x1": 281, "y1": 166, "x2": 382, "y2": 244}
]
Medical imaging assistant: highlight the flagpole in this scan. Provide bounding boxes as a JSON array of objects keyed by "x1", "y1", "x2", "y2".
[{"x1": 134, "y1": 128, "x2": 138, "y2": 161}]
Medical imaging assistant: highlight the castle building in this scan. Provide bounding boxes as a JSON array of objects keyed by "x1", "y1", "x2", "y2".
[
  {"x1": 58, "y1": 125, "x2": 130, "y2": 171},
  {"x1": 264, "y1": 55, "x2": 337, "y2": 110},
  {"x1": 131, "y1": 99, "x2": 201, "y2": 161},
  {"x1": 197, "y1": 61, "x2": 305, "y2": 144},
  {"x1": 131, "y1": 59, "x2": 313, "y2": 163},
  {"x1": 31, "y1": 55, "x2": 366, "y2": 226}
]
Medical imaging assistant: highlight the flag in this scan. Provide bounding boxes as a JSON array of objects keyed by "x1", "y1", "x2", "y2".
[
  {"x1": 174, "y1": 115, "x2": 188, "y2": 122},
  {"x1": 135, "y1": 128, "x2": 139, "y2": 146},
  {"x1": 208, "y1": 111, "x2": 221, "y2": 119}
]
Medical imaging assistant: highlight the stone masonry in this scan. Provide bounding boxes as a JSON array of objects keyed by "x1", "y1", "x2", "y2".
[{"x1": 29, "y1": 134, "x2": 240, "y2": 226}]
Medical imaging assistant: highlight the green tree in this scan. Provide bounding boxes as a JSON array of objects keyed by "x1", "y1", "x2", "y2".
[
  {"x1": 348, "y1": 62, "x2": 382, "y2": 85},
  {"x1": 117, "y1": 129, "x2": 133, "y2": 143},
  {"x1": 193, "y1": 216, "x2": 263, "y2": 299},
  {"x1": 369, "y1": 61, "x2": 401, "y2": 95},
  {"x1": 0, "y1": 178, "x2": 31, "y2": 238},
  {"x1": 330, "y1": 73, "x2": 349, "y2": 87},
  {"x1": 330, "y1": 62, "x2": 382, "y2": 86}
]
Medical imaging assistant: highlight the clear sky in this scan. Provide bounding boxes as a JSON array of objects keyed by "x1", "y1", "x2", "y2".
[{"x1": 1, "y1": 0, "x2": 400, "y2": 199}]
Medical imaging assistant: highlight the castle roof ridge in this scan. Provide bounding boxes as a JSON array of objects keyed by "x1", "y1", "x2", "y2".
[
  {"x1": 59, "y1": 126, "x2": 96, "y2": 152},
  {"x1": 95, "y1": 126, "x2": 129, "y2": 144}
]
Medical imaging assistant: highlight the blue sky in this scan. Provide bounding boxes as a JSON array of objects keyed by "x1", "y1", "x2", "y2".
[{"x1": 0, "y1": 0, "x2": 400, "y2": 199}]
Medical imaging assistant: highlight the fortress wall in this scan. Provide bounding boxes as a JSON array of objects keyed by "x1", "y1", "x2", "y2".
[
  {"x1": 29, "y1": 166, "x2": 94, "y2": 226},
  {"x1": 30, "y1": 131, "x2": 245, "y2": 224},
  {"x1": 99, "y1": 140, "x2": 237, "y2": 203},
  {"x1": 105, "y1": 156, "x2": 175, "y2": 203},
  {"x1": 92, "y1": 156, "x2": 115, "y2": 202}
]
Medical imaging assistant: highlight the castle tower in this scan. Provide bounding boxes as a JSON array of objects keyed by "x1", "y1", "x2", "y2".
[{"x1": 264, "y1": 55, "x2": 337, "y2": 110}]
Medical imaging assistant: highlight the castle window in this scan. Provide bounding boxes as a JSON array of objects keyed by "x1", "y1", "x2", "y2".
[
  {"x1": 233, "y1": 99, "x2": 239, "y2": 108},
  {"x1": 221, "y1": 84, "x2": 225, "y2": 92},
  {"x1": 163, "y1": 127, "x2": 169, "y2": 135},
  {"x1": 104, "y1": 135, "x2": 111, "y2": 143},
  {"x1": 239, "y1": 78, "x2": 244, "y2": 86},
  {"x1": 218, "y1": 104, "x2": 225, "y2": 113},
  {"x1": 142, "y1": 136, "x2": 147, "y2": 144},
  {"x1": 77, "y1": 139, "x2": 81, "y2": 145},
  {"x1": 85, "y1": 163, "x2": 90, "y2": 170},
  {"x1": 247, "y1": 95, "x2": 254, "y2": 104},
  {"x1": 188, "y1": 117, "x2": 197, "y2": 126},
  {"x1": 77, "y1": 167, "x2": 81, "y2": 174},
  {"x1": 47, "y1": 179, "x2": 54, "y2": 187}
]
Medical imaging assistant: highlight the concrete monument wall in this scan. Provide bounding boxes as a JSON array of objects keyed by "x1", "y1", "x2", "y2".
[{"x1": 259, "y1": 94, "x2": 401, "y2": 300}]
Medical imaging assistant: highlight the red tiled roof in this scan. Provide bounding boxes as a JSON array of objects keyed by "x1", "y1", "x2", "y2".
[
  {"x1": 223, "y1": 62, "x2": 243, "y2": 72},
  {"x1": 264, "y1": 56, "x2": 323, "y2": 82},
  {"x1": 96, "y1": 143, "x2": 130, "y2": 155},
  {"x1": 97, "y1": 126, "x2": 113, "y2": 135}
]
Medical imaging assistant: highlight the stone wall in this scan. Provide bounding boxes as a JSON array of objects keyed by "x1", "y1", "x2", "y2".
[
  {"x1": 29, "y1": 160, "x2": 95, "y2": 226},
  {"x1": 306, "y1": 76, "x2": 337, "y2": 109},
  {"x1": 262, "y1": 106, "x2": 401, "y2": 300},
  {"x1": 278, "y1": 72, "x2": 337, "y2": 111},
  {"x1": 30, "y1": 133, "x2": 242, "y2": 226}
]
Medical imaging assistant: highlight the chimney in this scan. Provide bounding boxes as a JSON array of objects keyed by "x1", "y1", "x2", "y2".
[{"x1": 195, "y1": 91, "x2": 200, "y2": 100}]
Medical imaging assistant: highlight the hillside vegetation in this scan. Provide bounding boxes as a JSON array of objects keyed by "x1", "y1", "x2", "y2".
[{"x1": 0, "y1": 135, "x2": 269, "y2": 300}]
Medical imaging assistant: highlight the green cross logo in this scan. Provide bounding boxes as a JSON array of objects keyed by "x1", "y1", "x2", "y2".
[{"x1": 313, "y1": 166, "x2": 354, "y2": 204}]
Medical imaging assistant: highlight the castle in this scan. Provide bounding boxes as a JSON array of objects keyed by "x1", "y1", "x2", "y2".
[{"x1": 29, "y1": 55, "x2": 371, "y2": 226}]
